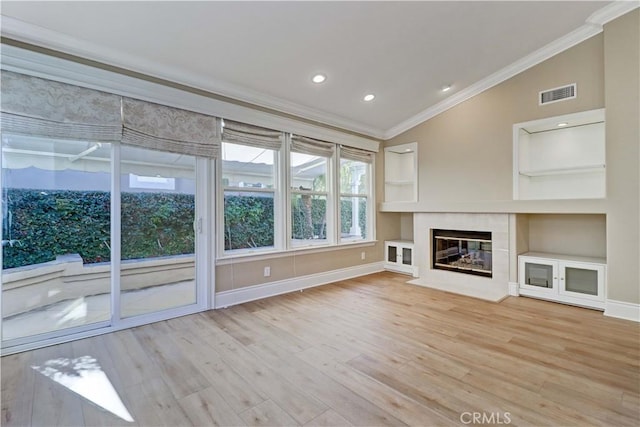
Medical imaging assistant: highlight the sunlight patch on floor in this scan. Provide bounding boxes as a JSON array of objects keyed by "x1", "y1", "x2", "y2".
[{"x1": 32, "y1": 355, "x2": 134, "y2": 423}]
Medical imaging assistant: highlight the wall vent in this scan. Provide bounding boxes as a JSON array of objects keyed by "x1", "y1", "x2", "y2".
[{"x1": 539, "y1": 83, "x2": 576, "y2": 105}]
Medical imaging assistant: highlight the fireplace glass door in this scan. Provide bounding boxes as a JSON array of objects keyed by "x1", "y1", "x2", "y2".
[{"x1": 432, "y1": 230, "x2": 492, "y2": 277}]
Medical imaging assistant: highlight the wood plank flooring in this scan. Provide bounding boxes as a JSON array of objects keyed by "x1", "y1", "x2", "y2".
[{"x1": 2, "y1": 271, "x2": 639, "y2": 426}]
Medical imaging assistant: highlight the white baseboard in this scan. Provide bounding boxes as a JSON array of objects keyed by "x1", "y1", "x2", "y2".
[
  {"x1": 604, "y1": 299, "x2": 640, "y2": 322},
  {"x1": 508, "y1": 281, "x2": 520, "y2": 296},
  {"x1": 214, "y1": 261, "x2": 384, "y2": 309}
]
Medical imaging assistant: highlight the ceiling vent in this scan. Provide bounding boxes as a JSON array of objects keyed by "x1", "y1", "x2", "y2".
[{"x1": 539, "y1": 83, "x2": 576, "y2": 105}]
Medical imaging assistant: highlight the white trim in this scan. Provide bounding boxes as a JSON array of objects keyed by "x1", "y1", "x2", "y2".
[
  {"x1": 196, "y1": 157, "x2": 212, "y2": 310},
  {"x1": 384, "y1": 263, "x2": 419, "y2": 277},
  {"x1": 508, "y1": 281, "x2": 520, "y2": 296},
  {"x1": 0, "y1": 42, "x2": 380, "y2": 151},
  {"x1": 110, "y1": 142, "x2": 121, "y2": 325},
  {"x1": 384, "y1": 1, "x2": 639, "y2": 139},
  {"x1": 604, "y1": 299, "x2": 640, "y2": 322},
  {"x1": 214, "y1": 261, "x2": 384, "y2": 308},
  {"x1": 586, "y1": 1, "x2": 640, "y2": 27},
  {"x1": 4, "y1": 2, "x2": 637, "y2": 142},
  {"x1": 0, "y1": 17, "x2": 385, "y2": 141}
]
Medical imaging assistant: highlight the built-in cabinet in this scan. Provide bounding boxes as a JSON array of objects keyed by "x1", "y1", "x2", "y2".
[
  {"x1": 513, "y1": 108, "x2": 605, "y2": 200},
  {"x1": 384, "y1": 142, "x2": 417, "y2": 203},
  {"x1": 384, "y1": 240, "x2": 418, "y2": 277},
  {"x1": 518, "y1": 252, "x2": 605, "y2": 310}
]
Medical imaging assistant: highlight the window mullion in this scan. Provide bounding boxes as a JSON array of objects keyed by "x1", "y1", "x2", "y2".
[
  {"x1": 280, "y1": 133, "x2": 293, "y2": 250},
  {"x1": 110, "y1": 142, "x2": 121, "y2": 325},
  {"x1": 332, "y1": 146, "x2": 342, "y2": 244},
  {"x1": 333, "y1": 146, "x2": 340, "y2": 244}
]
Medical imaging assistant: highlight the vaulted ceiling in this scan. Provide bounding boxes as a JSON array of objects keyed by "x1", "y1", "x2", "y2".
[{"x1": 1, "y1": 1, "x2": 623, "y2": 139}]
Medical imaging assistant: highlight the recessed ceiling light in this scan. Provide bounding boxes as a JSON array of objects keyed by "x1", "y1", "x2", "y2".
[
  {"x1": 312, "y1": 74, "x2": 326, "y2": 84},
  {"x1": 363, "y1": 94, "x2": 375, "y2": 102},
  {"x1": 557, "y1": 122, "x2": 569, "y2": 127},
  {"x1": 442, "y1": 85, "x2": 452, "y2": 92}
]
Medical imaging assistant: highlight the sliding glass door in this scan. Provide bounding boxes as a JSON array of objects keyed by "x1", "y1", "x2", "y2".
[
  {"x1": 1, "y1": 137, "x2": 210, "y2": 349},
  {"x1": 1, "y1": 134, "x2": 113, "y2": 342},
  {"x1": 119, "y1": 146, "x2": 198, "y2": 318},
  {"x1": 0, "y1": 71, "x2": 215, "y2": 352}
]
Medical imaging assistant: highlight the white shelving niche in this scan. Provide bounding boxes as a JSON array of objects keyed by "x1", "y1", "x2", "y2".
[
  {"x1": 513, "y1": 108, "x2": 605, "y2": 200},
  {"x1": 384, "y1": 142, "x2": 418, "y2": 203}
]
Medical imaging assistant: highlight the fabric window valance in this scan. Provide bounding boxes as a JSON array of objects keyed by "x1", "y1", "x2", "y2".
[
  {"x1": 0, "y1": 71, "x2": 122, "y2": 142},
  {"x1": 291, "y1": 135, "x2": 335, "y2": 158},
  {"x1": 340, "y1": 145, "x2": 375, "y2": 163},
  {"x1": 121, "y1": 97, "x2": 219, "y2": 158},
  {"x1": 222, "y1": 119, "x2": 282, "y2": 150}
]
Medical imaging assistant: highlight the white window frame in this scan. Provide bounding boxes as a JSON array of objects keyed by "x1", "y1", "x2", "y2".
[
  {"x1": 217, "y1": 135, "x2": 376, "y2": 260},
  {"x1": 338, "y1": 148, "x2": 375, "y2": 244},
  {"x1": 287, "y1": 135, "x2": 336, "y2": 249},
  {"x1": 218, "y1": 139, "x2": 283, "y2": 256}
]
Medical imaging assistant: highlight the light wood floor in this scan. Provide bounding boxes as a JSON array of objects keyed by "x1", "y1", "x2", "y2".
[{"x1": 2, "y1": 272, "x2": 639, "y2": 426}]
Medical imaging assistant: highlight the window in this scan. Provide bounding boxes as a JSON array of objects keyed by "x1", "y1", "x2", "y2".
[
  {"x1": 339, "y1": 147, "x2": 374, "y2": 242},
  {"x1": 221, "y1": 120, "x2": 282, "y2": 253},
  {"x1": 218, "y1": 123, "x2": 375, "y2": 255},
  {"x1": 290, "y1": 136, "x2": 335, "y2": 247}
]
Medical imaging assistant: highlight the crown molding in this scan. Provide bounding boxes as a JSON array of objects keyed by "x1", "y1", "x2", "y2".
[
  {"x1": 0, "y1": 43, "x2": 380, "y2": 152},
  {"x1": 0, "y1": 16, "x2": 386, "y2": 139},
  {"x1": 587, "y1": 0, "x2": 639, "y2": 26},
  {"x1": 383, "y1": 23, "x2": 603, "y2": 139},
  {"x1": 383, "y1": 1, "x2": 638, "y2": 140},
  {"x1": 2, "y1": 1, "x2": 636, "y2": 142}
]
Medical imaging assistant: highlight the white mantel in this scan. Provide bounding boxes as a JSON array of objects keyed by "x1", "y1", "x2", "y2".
[{"x1": 409, "y1": 213, "x2": 510, "y2": 302}]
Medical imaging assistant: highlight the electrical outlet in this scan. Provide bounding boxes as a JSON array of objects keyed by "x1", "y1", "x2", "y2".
[
  {"x1": 361, "y1": 251, "x2": 366, "y2": 260},
  {"x1": 263, "y1": 266, "x2": 271, "y2": 277}
]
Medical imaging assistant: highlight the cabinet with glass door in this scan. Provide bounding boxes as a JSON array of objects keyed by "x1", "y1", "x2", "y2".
[
  {"x1": 518, "y1": 252, "x2": 605, "y2": 310},
  {"x1": 384, "y1": 240, "x2": 418, "y2": 277}
]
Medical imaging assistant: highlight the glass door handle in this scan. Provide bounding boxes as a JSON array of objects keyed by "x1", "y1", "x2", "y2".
[{"x1": 194, "y1": 218, "x2": 203, "y2": 233}]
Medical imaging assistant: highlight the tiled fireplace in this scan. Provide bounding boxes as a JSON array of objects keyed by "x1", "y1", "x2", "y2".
[{"x1": 410, "y1": 213, "x2": 510, "y2": 301}]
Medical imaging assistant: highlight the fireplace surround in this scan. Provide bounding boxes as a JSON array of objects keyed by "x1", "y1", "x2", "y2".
[{"x1": 410, "y1": 213, "x2": 510, "y2": 302}]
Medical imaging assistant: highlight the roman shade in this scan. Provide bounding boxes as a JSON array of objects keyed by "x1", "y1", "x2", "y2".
[
  {"x1": 0, "y1": 71, "x2": 122, "y2": 141},
  {"x1": 222, "y1": 119, "x2": 282, "y2": 150},
  {"x1": 291, "y1": 135, "x2": 335, "y2": 157},
  {"x1": 340, "y1": 145, "x2": 375, "y2": 163},
  {"x1": 122, "y1": 97, "x2": 219, "y2": 158}
]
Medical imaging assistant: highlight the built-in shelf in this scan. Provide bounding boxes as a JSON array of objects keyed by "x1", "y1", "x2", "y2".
[
  {"x1": 519, "y1": 164, "x2": 605, "y2": 177},
  {"x1": 384, "y1": 142, "x2": 417, "y2": 203},
  {"x1": 513, "y1": 108, "x2": 606, "y2": 200}
]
